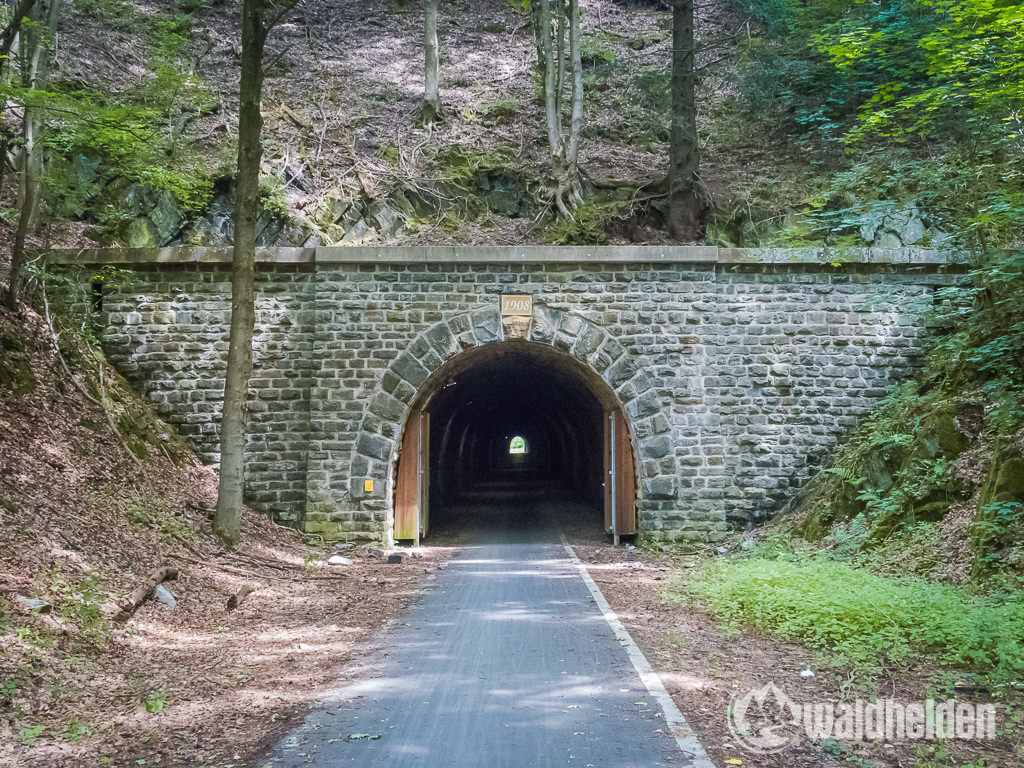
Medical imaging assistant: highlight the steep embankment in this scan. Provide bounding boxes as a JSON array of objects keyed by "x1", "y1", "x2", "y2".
[
  {"x1": 762, "y1": 250, "x2": 1024, "y2": 585},
  {"x1": 2, "y1": 0, "x2": 762, "y2": 253},
  {"x1": 0, "y1": 306, "x2": 446, "y2": 766}
]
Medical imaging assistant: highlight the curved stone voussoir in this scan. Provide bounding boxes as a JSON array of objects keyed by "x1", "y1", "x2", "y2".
[
  {"x1": 470, "y1": 308, "x2": 502, "y2": 345},
  {"x1": 529, "y1": 305, "x2": 563, "y2": 346}
]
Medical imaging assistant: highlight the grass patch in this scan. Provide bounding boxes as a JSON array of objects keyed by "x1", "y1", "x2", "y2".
[
  {"x1": 120, "y1": 491, "x2": 198, "y2": 543},
  {"x1": 674, "y1": 556, "x2": 1024, "y2": 683}
]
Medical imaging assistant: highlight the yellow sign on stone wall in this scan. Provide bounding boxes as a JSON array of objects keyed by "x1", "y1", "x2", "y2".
[{"x1": 501, "y1": 295, "x2": 532, "y2": 316}]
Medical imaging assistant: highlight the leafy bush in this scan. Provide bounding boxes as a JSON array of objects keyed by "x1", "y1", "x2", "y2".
[
  {"x1": 679, "y1": 557, "x2": 1024, "y2": 682},
  {"x1": 580, "y1": 36, "x2": 616, "y2": 67},
  {"x1": 17, "y1": 724, "x2": 46, "y2": 745},
  {"x1": 58, "y1": 721, "x2": 94, "y2": 743},
  {"x1": 971, "y1": 502, "x2": 1024, "y2": 571},
  {"x1": 728, "y1": 0, "x2": 1024, "y2": 248}
]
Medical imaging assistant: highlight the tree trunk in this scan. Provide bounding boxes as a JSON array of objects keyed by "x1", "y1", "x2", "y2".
[
  {"x1": 212, "y1": 0, "x2": 269, "y2": 548},
  {"x1": 3, "y1": 0, "x2": 57, "y2": 310},
  {"x1": 420, "y1": 0, "x2": 441, "y2": 126},
  {"x1": 0, "y1": 0, "x2": 36, "y2": 62},
  {"x1": 538, "y1": 0, "x2": 583, "y2": 218},
  {"x1": 668, "y1": 0, "x2": 705, "y2": 242},
  {"x1": 530, "y1": 0, "x2": 544, "y2": 70},
  {"x1": 564, "y1": 0, "x2": 583, "y2": 208},
  {"x1": 555, "y1": 0, "x2": 565, "y2": 117}
]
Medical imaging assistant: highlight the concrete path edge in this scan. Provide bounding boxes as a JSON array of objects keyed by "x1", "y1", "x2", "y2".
[{"x1": 560, "y1": 535, "x2": 716, "y2": 768}]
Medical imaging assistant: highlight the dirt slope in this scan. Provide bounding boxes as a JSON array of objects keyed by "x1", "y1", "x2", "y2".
[{"x1": 0, "y1": 305, "x2": 447, "y2": 767}]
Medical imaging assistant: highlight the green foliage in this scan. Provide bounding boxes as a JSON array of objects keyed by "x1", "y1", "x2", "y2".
[
  {"x1": 925, "y1": 252, "x2": 1024, "y2": 429},
  {"x1": 0, "y1": 678, "x2": 18, "y2": 706},
  {"x1": 44, "y1": 564, "x2": 110, "y2": 652},
  {"x1": 971, "y1": 502, "x2": 1024, "y2": 571},
  {"x1": 120, "y1": 491, "x2": 197, "y2": 543},
  {"x1": 24, "y1": 263, "x2": 136, "y2": 344},
  {"x1": 728, "y1": 0, "x2": 1024, "y2": 248},
  {"x1": 4, "y1": 1, "x2": 215, "y2": 241},
  {"x1": 259, "y1": 181, "x2": 290, "y2": 219},
  {"x1": 580, "y1": 35, "x2": 616, "y2": 67},
  {"x1": 631, "y1": 70, "x2": 671, "y2": 114},
  {"x1": 58, "y1": 721, "x2": 94, "y2": 743},
  {"x1": 17, "y1": 724, "x2": 46, "y2": 745},
  {"x1": 143, "y1": 688, "x2": 167, "y2": 714},
  {"x1": 678, "y1": 557, "x2": 1024, "y2": 682},
  {"x1": 912, "y1": 742, "x2": 995, "y2": 768},
  {"x1": 786, "y1": 243, "x2": 1024, "y2": 561}
]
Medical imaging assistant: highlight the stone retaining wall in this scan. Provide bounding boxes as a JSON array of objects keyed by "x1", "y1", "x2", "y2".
[{"x1": 48, "y1": 246, "x2": 965, "y2": 544}]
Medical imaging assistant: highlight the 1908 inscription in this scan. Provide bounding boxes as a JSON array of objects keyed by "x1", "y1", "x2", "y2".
[{"x1": 501, "y1": 295, "x2": 532, "y2": 316}]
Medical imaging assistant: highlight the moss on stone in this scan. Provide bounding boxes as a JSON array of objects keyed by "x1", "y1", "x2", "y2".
[
  {"x1": 914, "y1": 404, "x2": 970, "y2": 461},
  {"x1": 980, "y1": 446, "x2": 1024, "y2": 507},
  {"x1": 1, "y1": 332, "x2": 25, "y2": 353},
  {"x1": 0, "y1": 355, "x2": 37, "y2": 395},
  {"x1": 118, "y1": 410, "x2": 154, "y2": 461},
  {"x1": 788, "y1": 471, "x2": 864, "y2": 542}
]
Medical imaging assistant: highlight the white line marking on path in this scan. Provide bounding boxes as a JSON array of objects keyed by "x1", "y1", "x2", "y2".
[{"x1": 560, "y1": 534, "x2": 716, "y2": 768}]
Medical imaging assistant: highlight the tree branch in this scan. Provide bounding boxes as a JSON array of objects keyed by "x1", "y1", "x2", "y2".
[{"x1": 264, "y1": 0, "x2": 301, "y2": 34}]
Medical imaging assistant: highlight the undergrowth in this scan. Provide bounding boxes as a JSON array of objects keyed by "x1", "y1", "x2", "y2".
[
  {"x1": 674, "y1": 557, "x2": 1024, "y2": 685},
  {"x1": 119, "y1": 490, "x2": 199, "y2": 544}
]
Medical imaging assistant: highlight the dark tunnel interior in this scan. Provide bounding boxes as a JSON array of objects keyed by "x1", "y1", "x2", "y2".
[{"x1": 421, "y1": 345, "x2": 607, "y2": 532}]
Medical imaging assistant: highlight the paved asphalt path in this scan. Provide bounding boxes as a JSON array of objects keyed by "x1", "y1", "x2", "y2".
[{"x1": 260, "y1": 500, "x2": 688, "y2": 768}]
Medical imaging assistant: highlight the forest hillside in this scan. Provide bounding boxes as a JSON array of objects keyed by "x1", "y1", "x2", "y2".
[
  {"x1": 0, "y1": 1, "x2": 1022, "y2": 765},
  {"x1": 1, "y1": 0, "x2": 1018, "y2": 252}
]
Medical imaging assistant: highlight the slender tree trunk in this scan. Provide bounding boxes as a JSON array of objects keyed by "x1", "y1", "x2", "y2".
[
  {"x1": 538, "y1": 0, "x2": 583, "y2": 218},
  {"x1": 530, "y1": 0, "x2": 544, "y2": 70},
  {"x1": 565, "y1": 0, "x2": 583, "y2": 208},
  {"x1": 555, "y1": 0, "x2": 565, "y2": 117},
  {"x1": 420, "y1": 0, "x2": 441, "y2": 126},
  {"x1": 212, "y1": 0, "x2": 270, "y2": 548},
  {"x1": 0, "y1": 0, "x2": 35, "y2": 62},
  {"x1": 538, "y1": 0, "x2": 559, "y2": 156},
  {"x1": 668, "y1": 0, "x2": 704, "y2": 242},
  {"x1": 4, "y1": 0, "x2": 57, "y2": 310}
]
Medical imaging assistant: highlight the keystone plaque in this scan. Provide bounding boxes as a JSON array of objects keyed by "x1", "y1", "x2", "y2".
[{"x1": 501, "y1": 295, "x2": 532, "y2": 316}]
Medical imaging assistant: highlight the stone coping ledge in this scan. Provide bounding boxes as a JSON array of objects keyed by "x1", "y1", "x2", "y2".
[{"x1": 40, "y1": 245, "x2": 966, "y2": 267}]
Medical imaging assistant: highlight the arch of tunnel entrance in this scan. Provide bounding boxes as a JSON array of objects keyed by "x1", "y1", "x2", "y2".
[
  {"x1": 364, "y1": 324, "x2": 643, "y2": 542},
  {"x1": 48, "y1": 245, "x2": 967, "y2": 546}
]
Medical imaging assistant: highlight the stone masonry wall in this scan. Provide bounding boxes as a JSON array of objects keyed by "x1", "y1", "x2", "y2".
[
  {"x1": 64, "y1": 246, "x2": 963, "y2": 543},
  {"x1": 101, "y1": 264, "x2": 316, "y2": 524}
]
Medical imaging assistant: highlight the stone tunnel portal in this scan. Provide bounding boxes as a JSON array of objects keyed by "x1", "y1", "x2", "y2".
[{"x1": 393, "y1": 342, "x2": 637, "y2": 543}]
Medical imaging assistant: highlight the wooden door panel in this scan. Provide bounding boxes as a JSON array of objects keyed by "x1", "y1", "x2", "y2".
[
  {"x1": 614, "y1": 409, "x2": 637, "y2": 535},
  {"x1": 395, "y1": 412, "x2": 421, "y2": 541}
]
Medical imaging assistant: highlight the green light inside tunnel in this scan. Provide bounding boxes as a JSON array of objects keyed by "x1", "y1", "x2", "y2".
[{"x1": 508, "y1": 436, "x2": 527, "y2": 455}]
